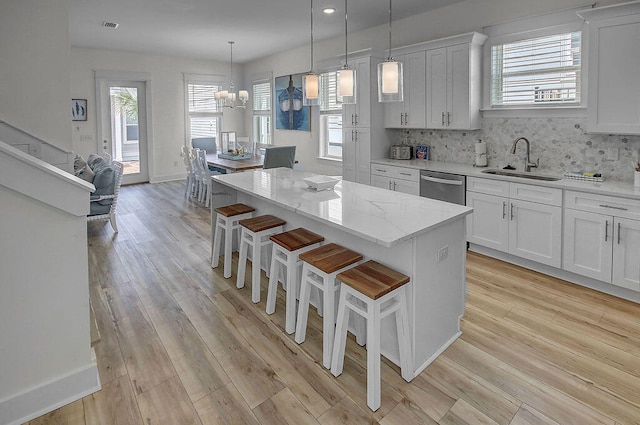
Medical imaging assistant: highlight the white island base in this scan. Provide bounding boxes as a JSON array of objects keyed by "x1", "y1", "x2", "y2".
[{"x1": 211, "y1": 169, "x2": 471, "y2": 378}]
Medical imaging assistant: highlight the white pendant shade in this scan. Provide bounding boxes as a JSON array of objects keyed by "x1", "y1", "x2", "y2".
[
  {"x1": 303, "y1": 73, "x2": 320, "y2": 106},
  {"x1": 382, "y1": 62, "x2": 398, "y2": 94},
  {"x1": 239, "y1": 90, "x2": 249, "y2": 102},
  {"x1": 338, "y1": 67, "x2": 356, "y2": 104},
  {"x1": 378, "y1": 60, "x2": 404, "y2": 102}
]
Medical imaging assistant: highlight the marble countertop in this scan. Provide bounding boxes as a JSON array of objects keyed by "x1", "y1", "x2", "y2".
[
  {"x1": 371, "y1": 158, "x2": 640, "y2": 200},
  {"x1": 212, "y1": 168, "x2": 472, "y2": 247}
]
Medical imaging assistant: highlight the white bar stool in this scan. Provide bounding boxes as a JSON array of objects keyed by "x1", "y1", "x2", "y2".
[
  {"x1": 294, "y1": 243, "x2": 363, "y2": 369},
  {"x1": 211, "y1": 203, "x2": 255, "y2": 278},
  {"x1": 330, "y1": 260, "x2": 413, "y2": 412},
  {"x1": 266, "y1": 228, "x2": 325, "y2": 334},
  {"x1": 236, "y1": 215, "x2": 286, "y2": 303}
]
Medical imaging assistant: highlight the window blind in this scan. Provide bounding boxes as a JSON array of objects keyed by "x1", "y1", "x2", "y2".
[
  {"x1": 491, "y1": 31, "x2": 581, "y2": 106},
  {"x1": 320, "y1": 72, "x2": 342, "y2": 112},
  {"x1": 253, "y1": 81, "x2": 271, "y2": 112},
  {"x1": 187, "y1": 83, "x2": 220, "y2": 113}
]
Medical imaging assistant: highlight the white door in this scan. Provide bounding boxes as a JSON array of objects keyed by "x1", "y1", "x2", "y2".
[
  {"x1": 403, "y1": 51, "x2": 426, "y2": 129},
  {"x1": 466, "y1": 191, "x2": 509, "y2": 252},
  {"x1": 342, "y1": 128, "x2": 356, "y2": 182},
  {"x1": 612, "y1": 217, "x2": 640, "y2": 291},
  {"x1": 447, "y1": 43, "x2": 471, "y2": 129},
  {"x1": 354, "y1": 128, "x2": 371, "y2": 185},
  {"x1": 509, "y1": 200, "x2": 562, "y2": 268},
  {"x1": 98, "y1": 78, "x2": 150, "y2": 185},
  {"x1": 563, "y1": 209, "x2": 612, "y2": 282},
  {"x1": 425, "y1": 47, "x2": 447, "y2": 129},
  {"x1": 371, "y1": 174, "x2": 393, "y2": 191}
]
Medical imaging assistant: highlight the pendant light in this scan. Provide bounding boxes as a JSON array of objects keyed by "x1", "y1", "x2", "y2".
[
  {"x1": 377, "y1": 0, "x2": 403, "y2": 102},
  {"x1": 219, "y1": 41, "x2": 249, "y2": 108},
  {"x1": 338, "y1": 0, "x2": 356, "y2": 104},
  {"x1": 303, "y1": 0, "x2": 320, "y2": 106}
]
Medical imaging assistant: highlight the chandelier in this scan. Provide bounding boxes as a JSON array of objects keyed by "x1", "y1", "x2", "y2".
[{"x1": 215, "y1": 41, "x2": 248, "y2": 108}]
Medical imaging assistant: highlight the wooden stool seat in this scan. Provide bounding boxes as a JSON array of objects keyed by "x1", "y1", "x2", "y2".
[
  {"x1": 331, "y1": 260, "x2": 413, "y2": 412},
  {"x1": 295, "y1": 243, "x2": 363, "y2": 369},
  {"x1": 237, "y1": 215, "x2": 286, "y2": 303},
  {"x1": 211, "y1": 203, "x2": 255, "y2": 278},
  {"x1": 266, "y1": 228, "x2": 325, "y2": 334}
]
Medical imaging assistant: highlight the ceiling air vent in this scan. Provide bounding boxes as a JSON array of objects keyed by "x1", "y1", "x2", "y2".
[{"x1": 102, "y1": 21, "x2": 119, "y2": 29}]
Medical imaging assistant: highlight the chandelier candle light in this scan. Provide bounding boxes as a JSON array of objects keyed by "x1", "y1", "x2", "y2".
[
  {"x1": 218, "y1": 41, "x2": 248, "y2": 108},
  {"x1": 303, "y1": 0, "x2": 320, "y2": 106},
  {"x1": 378, "y1": 0, "x2": 403, "y2": 102},
  {"x1": 338, "y1": 0, "x2": 356, "y2": 103}
]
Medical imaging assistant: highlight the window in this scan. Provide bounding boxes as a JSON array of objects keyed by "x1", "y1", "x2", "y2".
[
  {"x1": 184, "y1": 75, "x2": 223, "y2": 148},
  {"x1": 319, "y1": 71, "x2": 343, "y2": 160},
  {"x1": 253, "y1": 80, "x2": 272, "y2": 145},
  {"x1": 491, "y1": 31, "x2": 581, "y2": 106}
]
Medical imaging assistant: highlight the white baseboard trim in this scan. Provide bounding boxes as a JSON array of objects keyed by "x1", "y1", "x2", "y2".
[
  {"x1": 413, "y1": 331, "x2": 462, "y2": 378},
  {"x1": 150, "y1": 173, "x2": 186, "y2": 184},
  {"x1": 0, "y1": 363, "x2": 101, "y2": 425}
]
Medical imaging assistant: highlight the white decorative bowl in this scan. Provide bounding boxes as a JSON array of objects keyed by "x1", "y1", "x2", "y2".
[{"x1": 303, "y1": 175, "x2": 340, "y2": 191}]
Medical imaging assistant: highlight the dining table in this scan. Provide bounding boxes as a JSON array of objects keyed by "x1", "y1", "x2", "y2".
[{"x1": 206, "y1": 153, "x2": 264, "y2": 173}]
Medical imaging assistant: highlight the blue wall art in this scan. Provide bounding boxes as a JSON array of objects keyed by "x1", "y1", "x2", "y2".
[{"x1": 274, "y1": 74, "x2": 310, "y2": 131}]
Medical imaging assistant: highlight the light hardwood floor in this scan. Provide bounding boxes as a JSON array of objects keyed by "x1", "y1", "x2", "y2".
[{"x1": 28, "y1": 181, "x2": 640, "y2": 425}]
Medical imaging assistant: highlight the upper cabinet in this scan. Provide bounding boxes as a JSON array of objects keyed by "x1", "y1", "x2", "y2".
[
  {"x1": 383, "y1": 51, "x2": 426, "y2": 128},
  {"x1": 425, "y1": 33, "x2": 486, "y2": 130},
  {"x1": 343, "y1": 56, "x2": 373, "y2": 129},
  {"x1": 579, "y1": 2, "x2": 640, "y2": 134}
]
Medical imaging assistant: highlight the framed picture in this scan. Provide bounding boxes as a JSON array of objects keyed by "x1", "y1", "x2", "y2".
[
  {"x1": 415, "y1": 145, "x2": 429, "y2": 160},
  {"x1": 72, "y1": 99, "x2": 87, "y2": 121},
  {"x1": 274, "y1": 74, "x2": 310, "y2": 131}
]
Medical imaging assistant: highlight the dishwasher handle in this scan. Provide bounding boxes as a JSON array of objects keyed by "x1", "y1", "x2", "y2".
[{"x1": 420, "y1": 175, "x2": 463, "y2": 186}]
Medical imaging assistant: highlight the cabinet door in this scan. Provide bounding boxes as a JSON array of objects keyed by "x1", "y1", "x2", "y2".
[
  {"x1": 354, "y1": 128, "x2": 371, "y2": 185},
  {"x1": 342, "y1": 128, "x2": 356, "y2": 182},
  {"x1": 509, "y1": 200, "x2": 562, "y2": 268},
  {"x1": 588, "y1": 17, "x2": 640, "y2": 134},
  {"x1": 466, "y1": 191, "x2": 509, "y2": 252},
  {"x1": 371, "y1": 174, "x2": 393, "y2": 191},
  {"x1": 447, "y1": 43, "x2": 471, "y2": 129},
  {"x1": 425, "y1": 47, "x2": 447, "y2": 129},
  {"x1": 403, "y1": 51, "x2": 426, "y2": 128},
  {"x1": 393, "y1": 179, "x2": 420, "y2": 196},
  {"x1": 353, "y1": 57, "x2": 371, "y2": 128},
  {"x1": 563, "y1": 209, "x2": 613, "y2": 282},
  {"x1": 612, "y1": 217, "x2": 640, "y2": 291}
]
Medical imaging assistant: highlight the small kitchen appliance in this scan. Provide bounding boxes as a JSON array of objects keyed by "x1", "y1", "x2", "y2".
[{"x1": 389, "y1": 145, "x2": 413, "y2": 160}]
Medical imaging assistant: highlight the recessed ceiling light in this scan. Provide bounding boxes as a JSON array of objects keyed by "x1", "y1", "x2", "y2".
[
  {"x1": 102, "y1": 21, "x2": 119, "y2": 29},
  {"x1": 323, "y1": 7, "x2": 336, "y2": 14}
]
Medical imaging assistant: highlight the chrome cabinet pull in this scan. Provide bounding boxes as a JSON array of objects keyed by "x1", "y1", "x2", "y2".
[
  {"x1": 388, "y1": 181, "x2": 392, "y2": 190},
  {"x1": 447, "y1": 112, "x2": 451, "y2": 126},
  {"x1": 502, "y1": 201, "x2": 506, "y2": 219},
  {"x1": 618, "y1": 222, "x2": 622, "y2": 245},
  {"x1": 393, "y1": 181, "x2": 397, "y2": 191},
  {"x1": 599, "y1": 204, "x2": 628, "y2": 211},
  {"x1": 605, "y1": 220, "x2": 609, "y2": 242},
  {"x1": 442, "y1": 112, "x2": 445, "y2": 126},
  {"x1": 351, "y1": 114, "x2": 355, "y2": 126},
  {"x1": 510, "y1": 203, "x2": 515, "y2": 220},
  {"x1": 355, "y1": 114, "x2": 358, "y2": 125}
]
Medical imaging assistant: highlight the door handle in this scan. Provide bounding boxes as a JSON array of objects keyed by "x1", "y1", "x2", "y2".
[
  {"x1": 502, "y1": 201, "x2": 506, "y2": 219},
  {"x1": 510, "y1": 203, "x2": 515, "y2": 220},
  {"x1": 617, "y1": 222, "x2": 621, "y2": 245},
  {"x1": 393, "y1": 181, "x2": 397, "y2": 191},
  {"x1": 389, "y1": 181, "x2": 392, "y2": 190},
  {"x1": 420, "y1": 176, "x2": 463, "y2": 185},
  {"x1": 355, "y1": 114, "x2": 358, "y2": 125},
  {"x1": 351, "y1": 114, "x2": 355, "y2": 126},
  {"x1": 447, "y1": 112, "x2": 451, "y2": 126},
  {"x1": 441, "y1": 112, "x2": 445, "y2": 126},
  {"x1": 605, "y1": 220, "x2": 609, "y2": 242}
]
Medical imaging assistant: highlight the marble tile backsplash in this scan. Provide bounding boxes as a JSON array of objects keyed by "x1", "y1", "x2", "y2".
[{"x1": 391, "y1": 117, "x2": 640, "y2": 182}]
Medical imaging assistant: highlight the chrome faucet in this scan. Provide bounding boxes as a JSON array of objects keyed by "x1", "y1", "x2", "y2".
[{"x1": 510, "y1": 137, "x2": 539, "y2": 172}]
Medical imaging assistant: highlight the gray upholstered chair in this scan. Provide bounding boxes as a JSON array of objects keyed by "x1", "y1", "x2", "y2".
[
  {"x1": 87, "y1": 161, "x2": 124, "y2": 233},
  {"x1": 191, "y1": 137, "x2": 217, "y2": 153},
  {"x1": 263, "y1": 146, "x2": 296, "y2": 169}
]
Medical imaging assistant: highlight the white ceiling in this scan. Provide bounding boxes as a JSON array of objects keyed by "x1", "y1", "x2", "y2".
[{"x1": 69, "y1": 0, "x2": 465, "y2": 63}]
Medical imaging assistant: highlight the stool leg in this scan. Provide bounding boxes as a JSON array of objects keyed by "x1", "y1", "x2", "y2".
[
  {"x1": 236, "y1": 229, "x2": 249, "y2": 289},
  {"x1": 322, "y1": 279, "x2": 337, "y2": 369},
  {"x1": 211, "y1": 219, "x2": 222, "y2": 269},
  {"x1": 294, "y1": 263, "x2": 312, "y2": 344},
  {"x1": 266, "y1": 244, "x2": 279, "y2": 315},
  {"x1": 367, "y1": 300, "x2": 382, "y2": 412},
  {"x1": 330, "y1": 288, "x2": 350, "y2": 377},
  {"x1": 251, "y1": 235, "x2": 262, "y2": 303},
  {"x1": 284, "y1": 253, "x2": 298, "y2": 334},
  {"x1": 223, "y1": 221, "x2": 234, "y2": 278},
  {"x1": 397, "y1": 287, "x2": 413, "y2": 382}
]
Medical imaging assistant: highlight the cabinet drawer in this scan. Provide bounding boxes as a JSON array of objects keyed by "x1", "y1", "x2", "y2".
[
  {"x1": 370, "y1": 164, "x2": 419, "y2": 181},
  {"x1": 467, "y1": 176, "x2": 509, "y2": 196},
  {"x1": 510, "y1": 183, "x2": 562, "y2": 206},
  {"x1": 564, "y1": 191, "x2": 640, "y2": 220}
]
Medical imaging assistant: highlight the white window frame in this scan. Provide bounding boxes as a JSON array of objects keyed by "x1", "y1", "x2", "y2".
[
  {"x1": 184, "y1": 73, "x2": 224, "y2": 148},
  {"x1": 319, "y1": 70, "x2": 343, "y2": 161},
  {"x1": 252, "y1": 76, "x2": 272, "y2": 147},
  {"x1": 482, "y1": 11, "x2": 587, "y2": 117}
]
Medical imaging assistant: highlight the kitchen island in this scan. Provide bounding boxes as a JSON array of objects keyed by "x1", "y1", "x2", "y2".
[{"x1": 211, "y1": 168, "x2": 472, "y2": 377}]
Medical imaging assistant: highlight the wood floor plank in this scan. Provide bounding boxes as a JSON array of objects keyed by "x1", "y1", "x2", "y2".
[
  {"x1": 509, "y1": 404, "x2": 562, "y2": 425},
  {"x1": 438, "y1": 398, "x2": 500, "y2": 425},
  {"x1": 378, "y1": 398, "x2": 439, "y2": 425},
  {"x1": 28, "y1": 399, "x2": 85, "y2": 425},
  {"x1": 252, "y1": 388, "x2": 321, "y2": 425},
  {"x1": 316, "y1": 396, "x2": 375, "y2": 425},
  {"x1": 193, "y1": 382, "x2": 261, "y2": 425},
  {"x1": 136, "y1": 375, "x2": 202, "y2": 425},
  {"x1": 83, "y1": 375, "x2": 142, "y2": 425}
]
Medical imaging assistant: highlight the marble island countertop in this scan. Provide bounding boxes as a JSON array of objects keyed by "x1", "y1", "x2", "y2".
[
  {"x1": 372, "y1": 158, "x2": 640, "y2": 200},
  {"x1": 212, "y1": 168, "x2": 472, "y2": 247}
]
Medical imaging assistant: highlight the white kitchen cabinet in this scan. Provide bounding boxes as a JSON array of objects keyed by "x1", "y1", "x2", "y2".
[
  {"x1": 563, "y1": 190, "x2": 640, "y2": 291},
  {"x1": 370, "y1": 164, "x2": 420, "y2": 196},
  {"x1": 342, "y1": 55, "x2": 386, "y2": 185},
  {"x1": 383, "y1": 51, "x2": 426, "y2": 129},
  {"x1": 467, "y1": 177, "x2": 562, "y2": 268},
  {"x1": 579, "y1": 3, "x2": 640, "y2": 134},
  {"x1": 425, "y1": 32, "x2": 486, "y2": 130}
]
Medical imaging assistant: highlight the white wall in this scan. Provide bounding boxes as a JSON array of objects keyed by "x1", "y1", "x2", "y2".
[
  {"x1": 70, "y1": 47, "x2": 246, "y2": 181},
  {"x1": 0, "y1": 0, "x2": 72, "y2": 152}
]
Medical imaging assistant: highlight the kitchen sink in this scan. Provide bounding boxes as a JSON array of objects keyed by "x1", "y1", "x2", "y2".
[{"x1": 481, "y1": 169, "x2": 562, "y2": 181}]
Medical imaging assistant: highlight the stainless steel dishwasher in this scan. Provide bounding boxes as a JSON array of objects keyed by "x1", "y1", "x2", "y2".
[{"x1": 419, "y1": 170, "x2": 466, "y2": 205}]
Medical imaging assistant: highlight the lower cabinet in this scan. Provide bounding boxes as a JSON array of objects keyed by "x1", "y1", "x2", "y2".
[
  {"x1": 370, "y1": 163, "x2": 420, "y2": 196},
  {"x1": 466, "y1": 177, "x2": 562, "y2": 268},
  {"x1": 343, "y1": 128, "x2": 371, "y2": 185},
  {"x1": 563, "y1": 191, "x2": 640, "y2": 292}
]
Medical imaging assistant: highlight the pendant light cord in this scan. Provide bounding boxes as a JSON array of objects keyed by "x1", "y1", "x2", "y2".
[
  {"x1": 229, "y1": 41, "x2": 234, "y2": 89},
  {"x1": 344, "y1": 0, "x2": 348, "y2": 66},
  {"x1": 387, "y1": 0, "x2": 392, "y2": 60},
  {"x1": 310, "y1": 0, "x2": 314, "y2": 73}
]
